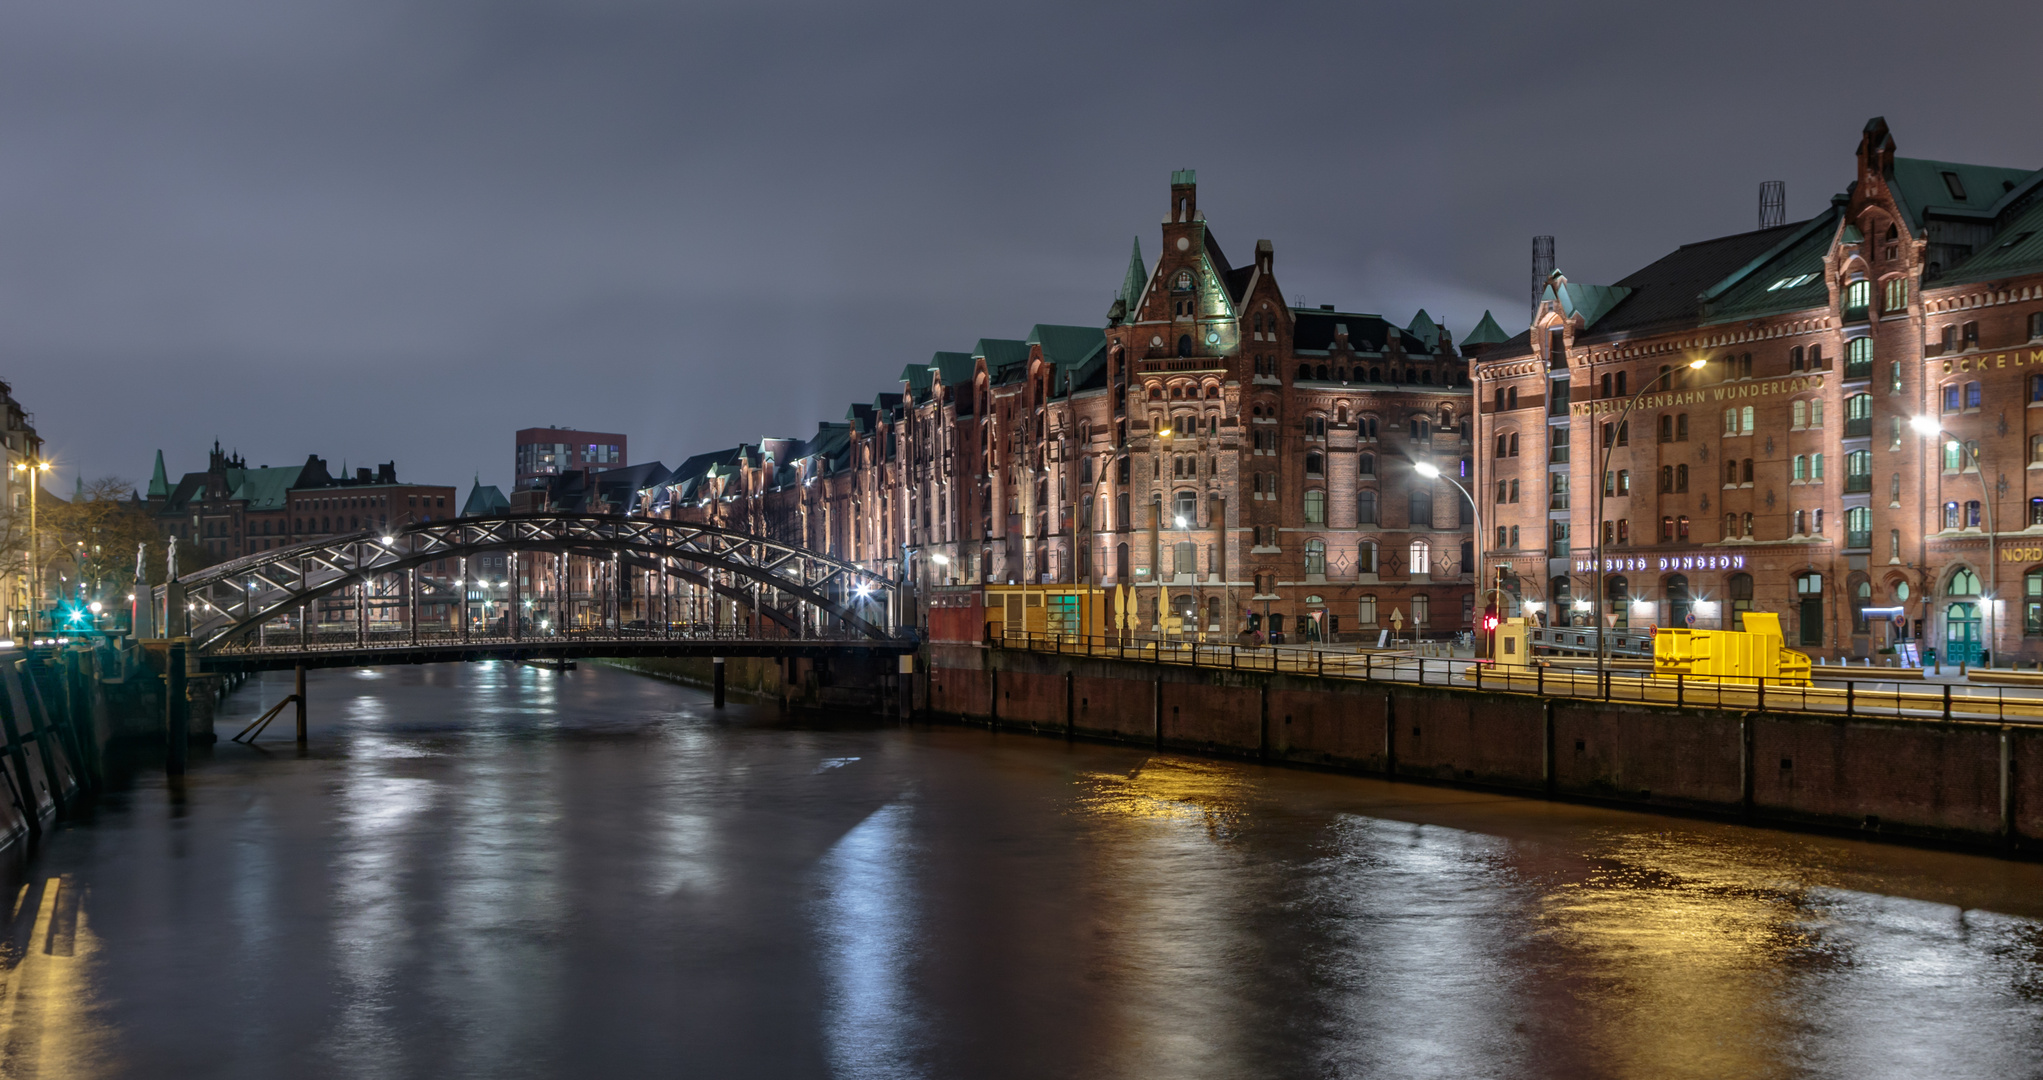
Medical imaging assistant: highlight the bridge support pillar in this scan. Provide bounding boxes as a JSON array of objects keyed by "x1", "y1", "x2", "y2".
[
  {"x1": 713, "y1": 657, "x2": 725, "y2": 708},
  {"x1": 166, "y1": 640, "x2": 188, "y2": 776},
  {"x1": 295, "y1": 664, "x2": 307, "y2": 746}
]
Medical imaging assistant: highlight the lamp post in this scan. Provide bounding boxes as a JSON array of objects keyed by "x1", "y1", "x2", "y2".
[
  {"x1": 1593, "y1": 357, "x2": 1709, "y2": 682},
  {"x1": 11, "y1": 455, "x2": 51, "y2": 639},
  {"x1": 1414, "y1": 460, "x2": 1487, "y2": 655},
  {"x1": 1912, "y1": 415, "x2": 1995, "y2": 667}
]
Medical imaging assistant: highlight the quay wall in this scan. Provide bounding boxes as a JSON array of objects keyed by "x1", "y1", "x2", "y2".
[{"x1": 922, "y1": 644, "x2": 2043, "y2": 854}]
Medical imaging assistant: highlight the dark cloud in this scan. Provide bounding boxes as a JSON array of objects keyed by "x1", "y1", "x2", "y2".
[{"x1": 5, "y1": 0, "x2": 2040, "y2": 491}]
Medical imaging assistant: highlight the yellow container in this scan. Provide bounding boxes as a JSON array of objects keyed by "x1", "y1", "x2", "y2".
[{"x1": 1653, "y1": 610, "x2": 1812, "y2": 687}]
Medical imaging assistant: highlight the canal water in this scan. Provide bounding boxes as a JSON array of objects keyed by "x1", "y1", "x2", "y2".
[{"x1": 0, "y1": 662, "x2": 2039, "y2": 1079}]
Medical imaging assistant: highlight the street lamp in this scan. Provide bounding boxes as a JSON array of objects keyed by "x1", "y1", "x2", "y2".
[
  {"x1": 10, "y1": 455, "x2": 51, "y2": 637},
  {"x1": 1593, "y1": 356, "x2": 1709, "y2": 680},
  {"x1": 1415, "y1": 459, "x2": 1489, "y2": 653},
  {"x1": 1913, "y1": 414, "x2": 1995, "y2": 666}
]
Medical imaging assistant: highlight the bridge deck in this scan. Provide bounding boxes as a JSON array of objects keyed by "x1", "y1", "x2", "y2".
[{"x1": 202, "y1": 631, "x2": 916, "y2": 673}]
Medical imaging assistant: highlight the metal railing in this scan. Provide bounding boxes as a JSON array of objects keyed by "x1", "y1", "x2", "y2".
[
  {"x1": 210, "y1": 621, "x2": 912, "y2": 656},
  {"x1": 989, "y1": 631, "x2": 2043, "y2": 726}
]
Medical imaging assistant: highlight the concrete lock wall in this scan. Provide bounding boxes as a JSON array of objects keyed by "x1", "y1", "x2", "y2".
[{"x1": 924, "y1": 645, "x2": 2042, "y2": 854}]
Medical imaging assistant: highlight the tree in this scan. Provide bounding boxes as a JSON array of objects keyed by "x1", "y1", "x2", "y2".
[{"x1": 42, "y1": 477, "x2": 212, "y2": 610}]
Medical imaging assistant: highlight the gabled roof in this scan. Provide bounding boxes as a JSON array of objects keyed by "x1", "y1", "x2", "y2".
[
  {"x1": 1889, "y1": 155, "x2": 2039, "y2": 229},
  {"x1": 1289, "y1": 309, "x2": 1426, "y2": 354},
  {"x1": 1028, "y1": 324, "x2": 1105, "y2": 372},
  {"x1": 1461, "y1": 310, "x2": 1511, "y2": 347},
  {"x1": 1700, "y1": 210, "x2": 1840, "y2": 324},
  {"x1": 461, "y1": 479, "x2": 509, "y2": 517},
  {"x1": 228, "y1": 465, "x2": 303, "y2": 511},
  {"x1": 1542, "y1": 278, "x2": 1633, "y2": 331},
  {"x1": 973, "y1": 338, "x2": 1030, "y2": 375},
  {"x1": 1407, "y1": 309, "x2": 1439, "y2": 344},
  {"x1": 1939, "y1": 194, "x2": 2043, "y2": 284},
  {"x1": 1569, "y1": 222, "x2": 1804, "y2": 341}
]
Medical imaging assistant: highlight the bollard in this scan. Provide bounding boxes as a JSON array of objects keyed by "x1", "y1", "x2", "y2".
[
  {"x1": 166, "y1": 640, "x2": 189, "y2": 776},
  {"x1": 712, "y1": 656, "x2": 726, "y2": 708},
  {"x1": 295, "y1": 664, "x2": 307, "y2": 745}
]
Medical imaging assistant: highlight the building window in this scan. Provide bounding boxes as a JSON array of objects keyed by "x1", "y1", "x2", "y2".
[
  {"x1": 1358, "y1": 540, "x2": 1378, "y2": 574},
  {"x1": 1967, "y1": 381, "x2": 1982, "y2": 409},
  {"x1": 1305, "y1": 452, "x2": 1323, "y2": 477},
  {"x1": 1358, "y1": 490, "x2": 1379, "y2": 524},
  {"x1": 1358, "y1": 594, "x2": 1378, "y2": 626},
  {"x1": 1409, "y1": 541, "x2": 1430, "y2": 576},
  {"x1": 1304, "y1": 539, "x2": 1326, "y2": 576},
  {"x1": 1844, "y1": 279, "x2": 1871, "y2": 319},
  {"x1": 1846, "y1": 336, "x2": 1874, "y2": 378},
  {"x1": 1409, "y1": 487, "x2": 1434, "y2": 527},
  {"x1": 1304, "y1": 489, "x2": 1326, "y2": 524},
  {"x1": 1791, "y1": 400, "x2": 1807, "y2": 428},
  {"x1": 1809, "y1": 400, "x2": 1822, "y2": 428},
  {"x1": 1549, "y1": 473, "x2": 1569, "y2": 510},
  {"x1": 1966, "y1": 500, "x2": 1983, "y2": 528},
  {"x1": 1883, "y1": 277, "x2": 1909, "y2": 314},
  {"x1": 1945, "y1": 501, "x2": 1962, "y2": 529},
  {"x1": 1943, "y1": 383, "x2": 1962, "y2": 412},
  {"x1": 1359, "y1": 453, "x2": 1376, "y2": 475},
  {"x1": 1676, "y1": 464, "x2": 1688, "y2": 492},
  {"x1": 1845, "y1": 393, "x2": 1873, "y2": 435},
  {"x1": 1660, "y1": 515, "x2": 1674, "y2": 541},
  {"x1": 1412, "y1": 594, "x2": 1430, "y2": 628}
]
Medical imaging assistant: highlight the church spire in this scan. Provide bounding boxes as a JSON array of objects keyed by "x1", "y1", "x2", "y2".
[{"x1": 148, "y1": 449, "x2": 169, "y2": 498}]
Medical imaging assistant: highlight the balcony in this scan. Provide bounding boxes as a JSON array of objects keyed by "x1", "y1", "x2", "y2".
[
  {"x1": 1843, "y1": 359, "x2": 1873, "y2": 380},
  {"x1": 1844, "y1": 417, "x2": 1873, "y2": 437},
  {"x1": 1843, "y1": 305, "x2": 1870, "y2": 324},
  {"x1": 1845, "y1": 474, "x2": 1873, "y2": 494},
  {"x1": 1846, "y1": 530, "x2": 1872, "y2": 550}
]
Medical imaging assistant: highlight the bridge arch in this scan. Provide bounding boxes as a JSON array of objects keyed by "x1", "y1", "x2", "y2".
[{"x1": 157, "y1": 514, "x2": 898, "y2": 654}]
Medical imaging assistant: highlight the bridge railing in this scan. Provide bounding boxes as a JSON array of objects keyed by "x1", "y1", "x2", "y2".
[
  {"x1": 209, "y1": 621, "x2": 909, "y2": 655},
  {"x1": 989, "y1": 630, "x2": 2032, "y2": 726}
]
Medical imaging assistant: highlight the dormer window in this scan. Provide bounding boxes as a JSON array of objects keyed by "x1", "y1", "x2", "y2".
[{"x1": 1943, "y1": 171, "x2": 1967, "y2": 200}]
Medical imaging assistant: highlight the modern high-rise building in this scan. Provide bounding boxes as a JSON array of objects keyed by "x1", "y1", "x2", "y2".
[{"x1": 515, "y1": 428, "x2": 626, "y2": 489}]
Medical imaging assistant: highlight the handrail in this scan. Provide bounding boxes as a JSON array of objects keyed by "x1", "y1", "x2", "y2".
[{"x1": 985, "y1": 630, "x2": 2043, "y2": 727}]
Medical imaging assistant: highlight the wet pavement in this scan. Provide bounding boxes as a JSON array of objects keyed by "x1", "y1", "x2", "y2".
[{"x1": 0, "y1": 661, "x2": 2038, "y2": 1078}]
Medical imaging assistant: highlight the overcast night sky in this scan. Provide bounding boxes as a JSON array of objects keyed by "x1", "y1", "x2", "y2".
[{"x1": 6, "y1": 0, "x2": 2041, "y2": 495}]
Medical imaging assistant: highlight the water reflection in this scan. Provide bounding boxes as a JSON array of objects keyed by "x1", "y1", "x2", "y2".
[
  {"x1": 0, "y1": 664, "x2": 2035, "y2": 1078},
  {"x1": 0, "y1": 876, "x2": 111, "y2": 1078},
  {"x1": 815, "y1": 802, "x2": 924, "y2": 1080}
]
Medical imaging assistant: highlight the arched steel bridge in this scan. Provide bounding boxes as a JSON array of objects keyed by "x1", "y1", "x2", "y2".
[{"x1": 154, "y1": 514, "x2": 913, "y2": 672}]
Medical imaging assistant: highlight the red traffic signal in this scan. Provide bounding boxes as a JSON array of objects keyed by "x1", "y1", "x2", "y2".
[{"x1": 1481, "y1": 612, "x2": 1499, "y2": 633}]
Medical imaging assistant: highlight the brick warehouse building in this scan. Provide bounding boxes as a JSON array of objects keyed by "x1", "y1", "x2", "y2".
[
  {"x1": 650, "y1": 171, "x2": 1482, "y2": 642},
  {"x1": 1475, "y1": 117, "x2": 2043, "y2": 665}
]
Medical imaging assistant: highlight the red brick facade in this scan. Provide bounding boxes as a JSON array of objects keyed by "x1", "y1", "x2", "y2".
[
  {"x1": 659, "y1": 172, "x2": 1478, "y2": 641},
  {"x1": 1476, "y1": 118, "x2": 2043, "y2": 664}
]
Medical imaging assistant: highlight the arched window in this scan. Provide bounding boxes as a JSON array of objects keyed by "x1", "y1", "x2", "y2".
[
  {"x1": 1303, "y1": 489, "x2": 1326, "y2": 524},
  {"x1": 1173, "y1": 489, "x2": 1197, "y2": 525},
  {"x1": 1177, "y1": 335, "x2": 1193, "y2": 357},
  {"x1": 1411, "y1": 417, "x2": 1431, "y2": 440},
  {"x1": 1410, "y1": 540, "x2": 1431, "y2": 576},
  {"x1": 1851, "y1": 576, "x2": 1873, "y2": 633},
  {"x1": 1949, "y1": 568, "x2": 1981, "y2": 596},
  {"x1": 1297, "y1": 363, "x2": 1311, "y2": 380},
  {"x1": 1505, "y1": 386, "x2": 1517, "y2": 409},
  {"x1": 1305, "y1": 539, "x2": 1326, "y2": 576},
  {"x1": 1409, "y1": 487, "x2": 1434, "y2": 528},
  {"x1": 1357, "y1": 489, "x2": 1378, "y2": 524}
]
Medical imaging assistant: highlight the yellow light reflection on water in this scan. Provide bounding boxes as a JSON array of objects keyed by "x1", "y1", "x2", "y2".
[{"x1": 0, "y1": 876, "x2": 113, "y2": 1078}]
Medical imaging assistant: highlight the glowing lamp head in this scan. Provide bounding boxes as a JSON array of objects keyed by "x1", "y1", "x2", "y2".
[
  {"x1": 930, "y1": 553, "x2": 949, "y2": 566},
  {"x1": 1687, "y1": 356, "x2": 1708, "y2": 370},
  {"x1": 1909, "y1": 415, "x2": 1940, "y2": 436},
  {"x1": 1174, "y1": 515, "x2": 1187, "y2": 528},
  {"x1": 381, "y1": 536, "x2": 396, "y2": 546},
  {"x1": 1413, "y1": 461, "x2": 1441, "y2": 479}
]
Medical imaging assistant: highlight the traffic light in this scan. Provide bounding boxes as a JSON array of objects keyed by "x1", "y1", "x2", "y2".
[{"x1": 1481, "y1": 604, "x2": 1499, "y2": 658}]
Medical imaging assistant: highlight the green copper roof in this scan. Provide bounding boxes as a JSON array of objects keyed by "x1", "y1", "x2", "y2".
[
  {"x1": 226, "y1": 465, "x2": 303, "y2": 511},
  {"x1": 1461, "y1": 310, "x2": 1511, "y2": 347},
  {"x1": 148, "y1": 450, "x2": 169, "y2": 498},
  {"x1": 1936, "y1": 194, "x2": 2043, "y2": 285},
  {"x1": 461, "y1": 478, "x2": 509, "y2": 517},
  {"x1": 1118, "y1": 236, "x2": 1147, "y2": 313},
  {"x1": 930, "y1": 351, "x2": 976, "y2": 387},
  {"x1": 1027, "y1": 324, "x2": 1105, "y2": 369},
  {"x1": 1542, "y1": 278, "x2": 1633, "y2": 330},
  {"x1": 1170, "y1": 169, "x2": 1195, "y2": 186},
  {"x1": 1406, "y1": 309, "x2": 1439, "y2": 345},
  {"x1": 1888, "y1": 156, "x2": 2038, "y2": 229},
  {"x1": 973, "y1": 338, "x2": 1030, "y2": 376}
]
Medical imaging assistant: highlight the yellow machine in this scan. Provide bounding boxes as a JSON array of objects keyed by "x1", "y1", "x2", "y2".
[{"x1": 1652, "y1": 611, "x2": 1812, "y2": 687}]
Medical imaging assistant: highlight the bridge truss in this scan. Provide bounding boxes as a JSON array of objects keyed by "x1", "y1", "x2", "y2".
[{"x1": 155, "y1": 514, "x2": 905, "y2": 665}]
